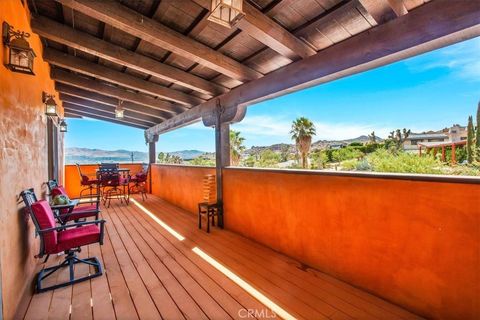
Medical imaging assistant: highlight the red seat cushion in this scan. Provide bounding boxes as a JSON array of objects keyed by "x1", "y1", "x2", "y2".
[
  {"x1": 31, "y1": 200, "x2": 58, "y2": 254},
  {"x1": 57, "y1": 225, "x2": 101, "y2": 252},
  {"x1": 64, "y1": 204, "x2": 98, "y2": 221}
]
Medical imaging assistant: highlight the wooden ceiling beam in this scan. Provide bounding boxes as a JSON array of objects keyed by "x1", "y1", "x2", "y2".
[
  {"x1": 43, "y1": 48, "x2": 203, "y2": 107},
  {"x1": 31, "y1": 15, "x2": 227, "y2": 96},
  {"x1": 191, "y1": 0, "x2": 315, "y2": 60},
  {"x1": 358, "y1": 0, "x2": 407, "y2": 25},
  {"x1": 64, "y1": 112, "x2": 82, "y2": 118},
  {"x1": 64, "y1": 108, "x2": 150, "y2": 130},
  {"x1": 52, "y1": 69, "x2": 182, "y2": 114},
  {"x1": 146, "y1": 0, "x2": 480, "y2": 135},
  {"x1": 55, "y1": 83, "x2": 170, "y2": 121},
  {"x1": 60, "y1": 94, "x2": 160, "y2": 125},
  {"x1": 55, "y1": 0, "x2": 263, "y2": 82}
]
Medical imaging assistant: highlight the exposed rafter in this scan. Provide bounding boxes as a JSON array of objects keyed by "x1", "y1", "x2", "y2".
[
  {"x1": 44, "y1": 48, "x2": 204, "y2": 107},
  {"x1": 358, "y1": 0, "x2": 407, "y2": 24},
  {"x1": 55, "y1": 83, "x2": 169, "y2": 121},
  {"x1": 191, "y1": 0, "x2": 316, "y2": 60},
  {"x1": 55, "y1": 0, "x2": 263, "y2": 82},
  {"x1": 63, "y1": 104, "x2": 151, "y2": 129},
  {"x1": 51, "y1": 69, "x2": 183, "y2": 114},
  {"x1": 146, "y1": 0, "x2": 480, "y2": 135},
  {"x1": 31, "y1": 15, "x2": 227, "y2": 96}
]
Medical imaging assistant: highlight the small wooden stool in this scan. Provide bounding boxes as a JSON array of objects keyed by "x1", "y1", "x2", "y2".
[{"x1": 198, "y1": 174, "x2": 218, "y2": 233}]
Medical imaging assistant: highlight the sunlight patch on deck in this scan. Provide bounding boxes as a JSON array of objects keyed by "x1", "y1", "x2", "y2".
[
  {"x1": 192, "y1": 246, "x2": 296, "y2": 320},
  {"x1": 131, "y1": 198, "x2": 185, "y2": 241}
]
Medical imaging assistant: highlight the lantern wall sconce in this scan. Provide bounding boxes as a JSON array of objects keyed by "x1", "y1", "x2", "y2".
[
  {"x1": 115, "y1": 100, "x2": 125, "y2": 119},
  {"x1": 2, "y1": 21, "x2": 36, "y2": 75},
  {"x1": 207, "y1": 0, "x2": 245, "y2": 28},
  {"x1": 59, "y1": 119, "x2": 68, "y2": 132},
  {"x1": 43, "y1": 92, "x2": 58, "y2": 117}
]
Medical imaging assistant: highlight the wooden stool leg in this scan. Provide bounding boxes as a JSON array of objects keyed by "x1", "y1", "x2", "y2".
[
  {"x1": 207, "y1": 211, "x2": 210, "y2": 233},
  {"x1": 211, "y1": 208, "x2": 215, "y2": 227},
  {"x1": 198, "y1": 205, "x2": 202, "y2": 229}
]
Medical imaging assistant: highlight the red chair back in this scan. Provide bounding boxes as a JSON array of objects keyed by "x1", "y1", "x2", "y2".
[{"x1": 31, "y1": 200, "x2": 58, "y2": 255}]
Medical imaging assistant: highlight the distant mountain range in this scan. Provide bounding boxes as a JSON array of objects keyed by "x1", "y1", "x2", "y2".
[{"x1": 67, "y1": 135, "x2": 383, "y2": 164}]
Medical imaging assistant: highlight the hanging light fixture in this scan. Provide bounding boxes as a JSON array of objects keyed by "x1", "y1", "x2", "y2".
[
  {"x1": 207, "y1": 0, "x2": 245, "y2": 28},
  {"x1": 115, "y1": 100, "x2": 124, "y2": 119},
  {"x1": 2, "y1": 21, "x2": 36, "y2": 75},
  {"x1": 43, "y1": 92, "x2": 58, "y2": 117},
  {"x1": 59, "y1": 119, "x2": 68, "y2": 132}
]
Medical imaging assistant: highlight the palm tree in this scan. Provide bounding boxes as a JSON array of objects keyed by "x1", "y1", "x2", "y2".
[
  {"x1": 230, "y1": 130, "x2": 245, "y2": 166},
  {"x1": 290, "y1": 117, "x2": 316, "y2": 168}
]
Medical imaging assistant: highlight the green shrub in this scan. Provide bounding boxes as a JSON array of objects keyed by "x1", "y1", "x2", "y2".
[
  {"x1": 367, "y1": 149, "x2": 443, "y2": 174},
  {"x1": 331, "y1": 147, "x2": 364, "y2": 162},
  {"x1": 340, "y1": 159, "x2": 358, "y2": 171}
]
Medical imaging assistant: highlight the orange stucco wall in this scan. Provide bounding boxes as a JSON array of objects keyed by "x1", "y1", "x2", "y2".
[
  {"x1": 64, "y1": 163, "x2": 146, "y2": 198},
  {"x1": 0, "y1": 1, "x2": 64, "y2": 318},
  {"x1": 150, "y1": 165, "x2": 479, "y2": 319},
  {"x1": 150, "y1": 164, "x2": 215, "y2": 214}
]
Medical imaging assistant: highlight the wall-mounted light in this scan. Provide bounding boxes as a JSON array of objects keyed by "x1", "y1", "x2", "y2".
[
  {"x1": 207, "y1": 0, "x2": 245, "y2": 28},
  {"x1": 2, "y1": 21, "x2": 36, "y2": 75},
  {"x1": 43, "y1": 92, "x2": 58, "y2": 117},
  {"x1": 115, "y1": 100, "x2": 124, "y2": 119},
  {"x1": 59, "y1": 119, "x2": 67, "y2": 132}
]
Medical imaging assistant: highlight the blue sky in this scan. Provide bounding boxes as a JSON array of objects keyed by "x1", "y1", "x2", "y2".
[{"x1": 65, "y1": 36, "x2": 480, "y2": 153}]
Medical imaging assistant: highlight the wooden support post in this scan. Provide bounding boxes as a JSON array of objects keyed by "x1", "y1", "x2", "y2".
[
  {"x1": 146, "y1": 133, "x2": 159, "y2": 193},
  {"x1": 419, "y1": 146, "x2": 422, "y2": 156},
  {"x1": 451, "y1": 144, "x2": 456, "y2": 165},
  {"x1": 442, "y1": 146, "x2": 446, "y2": 162},
  {"x1": 149, "y1": 141, "x2": 157, "y2": 164},
  {"x1": 214, "y1": 103, "x2": 231, "y2": 229}
]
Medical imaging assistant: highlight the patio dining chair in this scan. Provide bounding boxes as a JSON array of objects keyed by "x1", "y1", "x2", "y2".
[
  {"x1": 46, "y1": 180, "x2": 100, "y2": 224},
  {"x1": 198, "y1": 174, "x2": 218, "y2": 233},
  {"x1": 98, "y1": 170, "x2": 127, "y2": 208},
  {"x1": 20, "y1": 190, "x2": 105, "y2": 293},
  {"x1": 129, "y1": 164, "x2": 149, "y2": 201},
  {"x1": 76, "y1": 163, "x2": 99, "y2": 197}
]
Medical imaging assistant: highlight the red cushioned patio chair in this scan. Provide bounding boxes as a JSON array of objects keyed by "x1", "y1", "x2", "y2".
[
  {"x1": 46, "y1": 180, "x2": 100, "y2": 225},
  {"x1": 129, "y1": 164, "x2": 149, "y2": 201},
  {"x1": 76, "y1": 163, "x2": 100, "y2": 197},
  {"x1": 20, "y1": 189, "x2": 105, "y2": 293}
]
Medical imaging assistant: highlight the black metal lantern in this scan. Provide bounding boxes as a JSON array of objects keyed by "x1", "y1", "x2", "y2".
[
  {"x1": 59, "y1": 119, "x2": 68, "y2": 132},
  {"x1": 43, "y1": 92, "x2": 58, "y2": 117},
  {"x1": 2, "y1": 22, "x2": 36, "y2": 75},
  {"x1": 207, "y1": 0, "x2": 245, "y2": 28}
]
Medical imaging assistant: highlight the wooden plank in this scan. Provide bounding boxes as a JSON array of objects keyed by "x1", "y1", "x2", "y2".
[
  {"x1": 60, "y1": 94, "x2": 161, "y2": 125},
  {"x1": 55, "y1": 83, "x2": 170, "y2": 120},
  {"x1": 96, "y1": 216, "x2": 139, "y2": 320},
  {"x1": 101, "y1": 210, "x2": 162, "y2": 319},
  {"x1": 55, "y1": 0, "x2": 263, "y2": 82},
  {"x1": 52, "y1": 69, "x2": 182, "y2": 114},
  {"x1": 44, "y1": 48, "x2": 204, "y2": 107},
  {"x1": 31, "y1": 15, "x2": 227, "y2": 96},
  {"x1": 63, "y1": 107, "x2": 150, "y2": 130},
  {"x1": 146, "y1": 0, "x2": 480, "y2": 135},
  {"x1": 358, "y1": 0, "x2": 406, "y2": 24},
  {"x1": 70, "y1": 247, "x2": 93, "y2": 320},
  {"x1": 46, "y1": 261, "x2": 73, "y2": 319}
]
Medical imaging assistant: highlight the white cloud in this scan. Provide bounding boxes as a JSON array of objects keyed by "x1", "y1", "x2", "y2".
[
  {"x1": 406, "y1": 37, "x2": 480, "y2": 81},
  {"x1": 232, "y1": 115, "x2": 393, "y2": 141}
]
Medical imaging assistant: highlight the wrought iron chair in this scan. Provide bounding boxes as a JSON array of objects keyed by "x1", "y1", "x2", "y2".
[
  {"x1": 76, "y1": 163, "x2": 99, "y2": 197},
  {"x1": 20, "y1": 189, "x2": 105, "y2": 293},
  {"x1": 198, "y1": 174, "x2": 219, "y2": 233},
  {"x1": 98, "y1": 170, "x2": 126, "y2": 207},
  {"x1": 46, "y1": 180, "x2": 100, "y2": 224},
  {"x1": 129, "y1": 164, "x2": 149, "y2": 201}
]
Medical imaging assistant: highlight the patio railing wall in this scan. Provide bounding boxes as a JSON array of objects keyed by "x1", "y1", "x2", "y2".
[{"x1": 147, "y1": 164, "x2": 480, "y2": 320}]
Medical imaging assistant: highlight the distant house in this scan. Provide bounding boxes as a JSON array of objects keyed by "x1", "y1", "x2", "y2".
[{"x1": 403, "y1": 124, "x2": 467, "y2": 151}]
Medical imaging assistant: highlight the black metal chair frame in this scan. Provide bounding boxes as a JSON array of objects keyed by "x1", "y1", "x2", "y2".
[
  {"x1": 46, "y1": 180, "x2": 101, "y2": 225},
  {"x1": 20, "y1": 189, "x2": 106, "y2": 293},
  {"x1": 98, "y1": 170, "x2": 127, "y2": 208},
  {"x1": 76, "y1": 164, "x2": 99, "y2": 197},
  {"x1": 129, "y1": 165, "x2": 149, "y2": 201}
]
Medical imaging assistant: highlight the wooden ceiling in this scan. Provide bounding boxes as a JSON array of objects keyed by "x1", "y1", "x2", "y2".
[{"x1": 28, "y1": 0, "x2": 431, "y2": 129}]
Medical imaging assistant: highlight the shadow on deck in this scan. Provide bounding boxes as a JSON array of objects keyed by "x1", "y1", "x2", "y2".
[{"x1": 22, "y1": 195, "x2": 422, "y2": 320}]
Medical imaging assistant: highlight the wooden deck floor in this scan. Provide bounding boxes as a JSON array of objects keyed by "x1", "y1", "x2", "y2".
[{"x1": 22, "y1": 195, "x2": 421, "y2": 320}]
